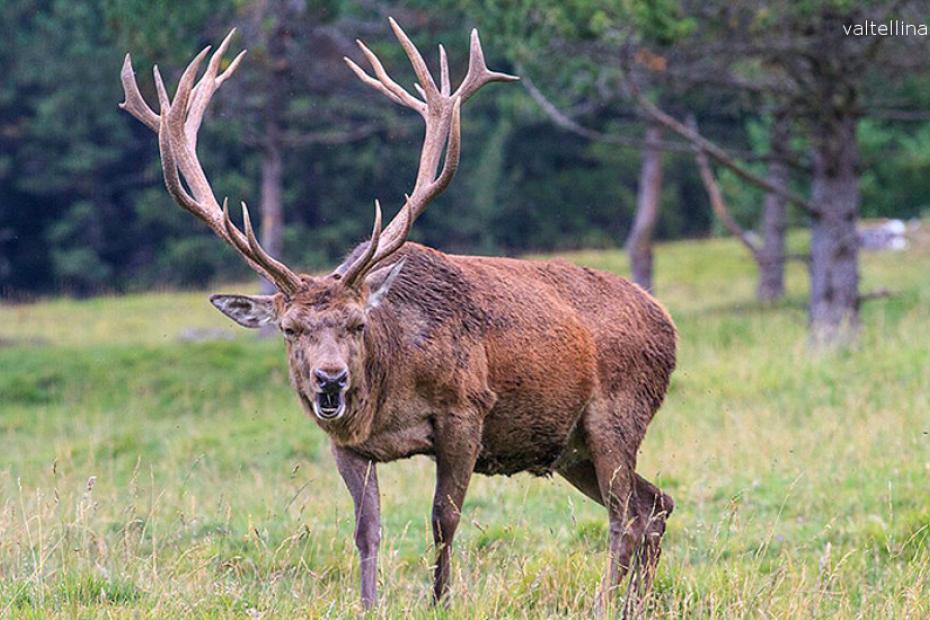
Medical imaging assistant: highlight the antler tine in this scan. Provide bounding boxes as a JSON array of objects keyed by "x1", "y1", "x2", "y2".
[
  {"x1": 453, "y1": 29, "x2": 519, "y2": 102},
  {"x1": 119, "y1": 54, "x2": 160, "y2": 132},
  {"x1": 239, "y1": 202, "x2": 302, "y2": 294},
  {"x1": 222, "y1": 198, "x2": 255, "y2": 258},
  {"x1": 219, "y1": 200, "x2": 298, "y2": 295},
  {"x1": 439, "y1": 45, "x2": 450, "y2": 97},
  {"x1": 120, "y1": 32, "x2": 303, "y2": 296},
  {"x1": 387, "y1": 17, "x2": 441, "y2": 108},
  {"x1": 186, "y1": 30, "x2": 246, "y2": 147},
  {"x1": 220, "y1": 199, "x2": 292, "y2": 294},
  {"x1": 209, "y1": 29, "x2": 236, "y2": 78},
  {"x1": 348, "y1": 39, "x2": 425, "y2": 113},
  {"x1": 342, "y1": 200, "x2": 384, "y2": 287},
  {"x1": 152, "y1": 65, "x2": 170, "y2": 115},
  {"x1": 216, "y1": 49, "x2": 246, "y2": 86},
  {"x1": 344, "y1": 56, "x2": 405, "y2": 107}
]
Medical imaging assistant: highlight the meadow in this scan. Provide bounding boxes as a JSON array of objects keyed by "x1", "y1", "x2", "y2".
[{"x1": 1, "y1": 231, "x2": 928, "y2": 618}]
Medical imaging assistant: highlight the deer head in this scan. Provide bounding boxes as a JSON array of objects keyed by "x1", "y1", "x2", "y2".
[{"x1": 120, "y1": 20, "x2": 516, "y2": 422}]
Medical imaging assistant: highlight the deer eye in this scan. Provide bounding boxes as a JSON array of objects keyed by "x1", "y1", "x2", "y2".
[
  {"x1": 281, "y1": 325, "x2": 298, "y2": 339},
  {"x1": 349, "y1": 321, "x2": 366, "y2": 335}
]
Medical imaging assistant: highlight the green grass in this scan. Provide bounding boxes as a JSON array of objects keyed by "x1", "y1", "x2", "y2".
[{"x1": 1, "y1": 231, "x2": 929, "y2": 618}]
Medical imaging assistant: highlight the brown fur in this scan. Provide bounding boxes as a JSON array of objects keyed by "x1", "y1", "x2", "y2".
[
  {"x1": 269, "y1": 241, "x2": 677, "y2": 608},
  {"x1": 296, "y1": 243, "x2": 676, "y2": 468}
]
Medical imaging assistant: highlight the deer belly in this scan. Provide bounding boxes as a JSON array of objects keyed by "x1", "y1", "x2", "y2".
[
  {"x1": 473, "y1": 303, "x2": 598, "y2": 476},
  {"x1": 476, "y1": 367, "x2": 593, "y2": 477}
]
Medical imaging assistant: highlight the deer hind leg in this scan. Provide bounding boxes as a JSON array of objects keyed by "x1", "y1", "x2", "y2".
[
  {"x1": 559, "y1": 460, "x2": 673, "y2": 591},
  {"x1": 630, "y1": 475, "x2": 674, "y2": 593},
  {"x1": 557, "y1": 458, "x2": 604, "y2": 505},
  {"x1": 608, "y1": 470, "x2": 676, "y2": 595},
  {"x1": 581, "y1": 394, "x2": 674, "y2": 616},
  {"x1": 581, "y1": 404, "x2": 636, "y2": 613}
]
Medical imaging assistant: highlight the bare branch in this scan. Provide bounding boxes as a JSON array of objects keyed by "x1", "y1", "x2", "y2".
[
  {"x1": 521, "y1": 70, "x2": 809, "y2": 171},
  {"x1": 283, "y1": 123, "x2": 381, "y2": 147},
  {"x1": 521, "y1": 72, "x2": 694, "y2": 153},
  {"x1": 690, "y1": 118, "x2": 763, "y2": 260},
  {"x1": 871, "y1": 109, "x2": 930, "y2": 121},
  {"x1": 858, "y1": 287, "x2": 896, "y2": 303},
  {"x1": 621, "y1": 67, "x2": 820, "y2": 216}
]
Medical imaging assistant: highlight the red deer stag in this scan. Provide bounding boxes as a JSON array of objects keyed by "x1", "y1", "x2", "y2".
[{"x1": 119, "y1": 19, "x2": 676, "y2": 610}]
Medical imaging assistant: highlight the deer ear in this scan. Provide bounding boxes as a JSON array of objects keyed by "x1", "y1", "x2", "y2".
[
  {"x1": 210, "y1": 294, "x2": 278, "y2": 328},
  {"x1": 365, "y1": 259, "x2": 406, "y2": 310}
]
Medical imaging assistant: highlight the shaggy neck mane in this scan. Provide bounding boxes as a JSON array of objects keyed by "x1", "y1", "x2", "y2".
[{"x1": 320, "y1": 242, "x2": 488, "y2": 446}]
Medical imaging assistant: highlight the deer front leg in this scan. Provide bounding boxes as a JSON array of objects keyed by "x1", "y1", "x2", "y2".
[
  {"x1": 431, "y1": 414, "x2": 482, "y2": 604},
  {"x1": 332, "y1": 443, "x2": 381, "y2": 609}
]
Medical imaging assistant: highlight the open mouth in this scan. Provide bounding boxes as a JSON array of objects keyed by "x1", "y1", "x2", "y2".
[{"x1": 313, "y1": 389, "x2": 346, "y2": 420}]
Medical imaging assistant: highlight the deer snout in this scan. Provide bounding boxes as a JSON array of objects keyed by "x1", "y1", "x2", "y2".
[{"x1": 314, "y1": 367, "x2": 349, "y2": 392}]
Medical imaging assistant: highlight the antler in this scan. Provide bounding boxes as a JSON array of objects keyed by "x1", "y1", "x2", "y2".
[
  {"x1": 119, "y1": 30, "x2": 303, "y2": 296},
  {"x1": 339, "y1": 18, "x2": 518, "y2": 287}
]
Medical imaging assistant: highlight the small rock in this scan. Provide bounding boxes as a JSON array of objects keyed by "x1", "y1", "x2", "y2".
[{"x1": 858, "y1": 218, "x2": 907, "y2": 251}]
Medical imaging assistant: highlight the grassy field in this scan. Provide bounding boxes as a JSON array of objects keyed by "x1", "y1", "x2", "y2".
[{"x1": 1, "y1": 231, "x2": 928, "y2": 618}]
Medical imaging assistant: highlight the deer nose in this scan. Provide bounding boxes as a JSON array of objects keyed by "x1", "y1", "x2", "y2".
[{"x1": 314, "y1": 368, "x2": 348, "y2": 391}]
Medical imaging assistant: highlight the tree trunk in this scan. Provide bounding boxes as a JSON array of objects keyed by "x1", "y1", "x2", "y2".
[
  {"x1": 257, "y1": 124, "x2": 284, "y2": 337},
  {"x1": 258, "y1": 120, "x2": 284, "y2": 297},
  {"x1": 756, "y1": 116, "x2": 790, "y2": 303},
  {"x1": 808, "y1": 115, "x2": 860, "y2": 345},
  {"x1": 256, "y1": 4, "x2": 289, "y2": 302},
  {"x1": 626, "y1": 124, "x2": 664, "y2": 293},
  {"x1": 471, "y1": 116, "x2": 512, "y2": 253}
]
